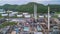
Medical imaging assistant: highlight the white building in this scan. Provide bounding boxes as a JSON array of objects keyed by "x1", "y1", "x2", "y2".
[
  {"x1": 0, "y1": 9, "x2": 5, "y2": 13},
  {"x1": 22, "y1": 13, "x2": 28, "y2": 15},
  {"x1": 9, "y1": 14, "x2": 15, "y2": 17},
  {"x1": 1, "y1": 14, "x2": 8, "y2": 16},
  {"x1": 17, "y1": 14, "x2": 23, "y2": 17},
  {"x1": 39, "y1": 15, "x2": 44, "y2": 18},
  {"x1": 0, "y1": 12, "x2": 5, "y2": 14},
  {"x1": 11, "y1": 19, "x2": 19, "y2": 22},
  {"x1": 24, "y1": 14, "x2": 31, "y2": 18},
  {"x1": 7, "y1": 11, "x2": 13, "y2": 13},
  {"x1": 11, "y1": 12, "x2": 18, "y2": 14},
  {"x1": 58, "y1": 14, "x2": 60, "y2": 17},
  {"x1": 45, "y1": 15, "x2": 51, "y2": 18}
]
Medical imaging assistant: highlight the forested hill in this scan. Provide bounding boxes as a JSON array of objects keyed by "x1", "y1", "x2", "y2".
[
  {"x1": 0, "y1": 2, "x2": 60, "y2": 13},
  {"x1": 49, "y1": 5, "x2": 60, "y2": 13}
]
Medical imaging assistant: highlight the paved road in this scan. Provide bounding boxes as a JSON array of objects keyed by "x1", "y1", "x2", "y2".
[{"x1": 11, "y1": 31, "x2": 16, "y2": 34}]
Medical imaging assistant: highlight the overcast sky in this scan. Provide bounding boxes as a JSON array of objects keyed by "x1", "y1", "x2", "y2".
[{"x1": 0, "y1": 0, "x2": 60, "y2": 5}]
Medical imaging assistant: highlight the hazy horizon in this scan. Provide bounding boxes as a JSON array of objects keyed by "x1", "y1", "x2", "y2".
[{"x1": 0, "y1": 0, "x2": 60, "y2": 6}]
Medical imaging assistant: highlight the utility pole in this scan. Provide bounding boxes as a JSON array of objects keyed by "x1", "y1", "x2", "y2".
[
  {"x1": 34, "y1": 3, "x2": 37, "y2": 20},
  {"x1": 47, "y1": 6, "x2": 50, "y2": 34},
  {"x1": 7, "y1": 10, "x2": 9, "y2": 23}
]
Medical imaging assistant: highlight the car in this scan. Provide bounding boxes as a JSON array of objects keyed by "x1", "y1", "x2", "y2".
[
  {"x1": 52, "y1": 26, "x2": 59, "y2": 31},
  {"x1": 51, "y1": 31, "x2": 60, "y2": 34},
  {"x1": 0, "y1": 32, "x2": 3, "y2": 34},
  {"x1": 37, "y1": 25, "x2": 42, "y2": 32}
]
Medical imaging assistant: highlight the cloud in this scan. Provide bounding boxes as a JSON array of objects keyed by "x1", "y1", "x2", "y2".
[
  {"x1": 0, "y1": 0, "x2": 32, "y2": 5},
  {"x1": 0, "y1": 0, "x2": 32, "y2": 1},
  {"x1": 32, "y1": 0, "x2": 52, "y2": 2},
  {"x1": 0, "y1": 0, "x2": 20, "y2": 1},
  {"x1": 0, "y1": 0, "x2": 41, "y2": 1},
  {"x1": 0, "y1": 0, "x2": 60, "y2": 5},
  {"x1": 0, "y1": 0, "x2": 60, "y2": 2}
]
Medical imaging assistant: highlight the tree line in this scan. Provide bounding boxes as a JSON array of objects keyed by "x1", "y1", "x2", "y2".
[{"x1": 0, "y1": 2, "x2": 60, "y2": 13}]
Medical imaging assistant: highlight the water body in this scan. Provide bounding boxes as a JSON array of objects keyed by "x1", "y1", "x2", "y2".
[
  {"x1": 24, "y1": 27, "x2": 29, "y2": 31},
  {"x1": 34, "y1": 32, "x2": 43, "y2": 34}
]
